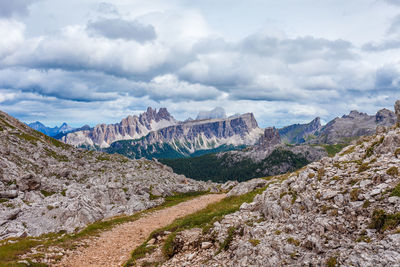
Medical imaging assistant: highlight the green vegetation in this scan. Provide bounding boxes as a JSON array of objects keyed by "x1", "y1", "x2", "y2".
[
  {"x1": 0, "y1": 191, "x2": 207, "y2": 266},
  {"x1": 160, "y1": 149, "x2": 309, "y2": 183},
  {"x1": 125, "y1": 184, "x2": 271, "y2": 266},
  {"x1": 286, "y1": 237, "x2": 300, "y2": 246},
  {"x1": 340, "y1": 145, "x2": 355, "y2": 156},
  {"x1": 386, "y1": 167, "x2": 399, "y2": 176},
  {"x1": 369, "y1": 209, "x2": 400, "y2": 233},
  {"x1": 326, "y1": 256, "x2": 338, "y2": 267},
  {"x1": 358, "y1": 163, "x2": 370, "y2": 173},
  {"x1": 219, "y1": 226, "x2": 236, "y2": 252},
  {"x1": 321, "y1": 144, "x2": 348, "y2": 157},
  {"x1": 249, "y1": 239, "x2": 260, "y2": 247},
  {"x1": 105, "y1": 139, "x2": 244, "y2": 160},
  {"x1": 350, "y1": 188, "x2": 359, "y2": 202},
  {"x1": 364, "y1": 136, "x2": 384, "y2": 159},
  {"x1": 395, "y1": 148, "x2": 400, "y2": 158},
  {"x1": 390, "y1": 182, "x2": 400, "y2": 197},
  {"x1": 40, "y1": 190, "x2": 56, "y2": 197}
]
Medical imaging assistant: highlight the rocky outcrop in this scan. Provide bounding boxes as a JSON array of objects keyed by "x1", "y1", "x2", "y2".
[
  {"x1": 258, "y1": 127, "x2": 280, "y2": 148},
  {"x1": 159, "y1": 103, "x2": 400, "y2": 266},
  {"x1": 395, "y1": 100, "x2": 400, "y2": 124},
  {"x1": 105, "y1": 113, "x2": 264, "y2": 159},
  {"x1": 61, "y1": 107, "x2": 177, "y2": 148},
  {"x1": 0, "y1": 110, "x2": 216, "y2": 240},
  {"x1": 314, "y1": 109, "x2": 396, "y2": 144},
  {"x1": 278, "y1": 117, "x2": 321, "y2": 144}
]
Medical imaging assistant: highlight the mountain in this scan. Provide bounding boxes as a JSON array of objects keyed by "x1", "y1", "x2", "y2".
[
  {"x1": 278, "y1": 117, "x2": 321, "y2": 144},
  {"x1": 314, "y1": 108, "x2": 396, "y2": 144},
  {"x1": 105, "y1": 113, "x2": 264, "y2": 159},
  {"x1": 0, "y1": 110, "x2": 216, "y2": 240},
  {"x1": 61, "y1": 107, "x2": 177, "y2": 148},
  {"x1": 27, "y1": 121, "x2": 74, "y2": 137},
  {"x1": 160, "y1": 127, "x2": 328, "y2": 182},
  {"x1": 196, "y1": 107, "x2": 226, "y2": 120},
  {"x1": 136, "y1": 100, "x2": 400, "y2": 266}
]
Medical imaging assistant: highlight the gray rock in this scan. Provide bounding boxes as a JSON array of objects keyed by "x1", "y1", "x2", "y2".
[
  {"x1": 227, "y1": 178, "x2": 268, "y2": 197},
  {"x1": 201, "y1": 242, "x2": 213, "y2": 249}
]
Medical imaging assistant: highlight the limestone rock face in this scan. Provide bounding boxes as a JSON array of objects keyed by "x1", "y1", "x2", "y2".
[
  {"x1": 259, "y1": 127, "x2": 280, "y2": 148},
  {"x1": 61, "y1": 107, "x2": 177, "y2": 148},
  {"x1": 395, "y1": 100, "x2": 400, "y2": 123},
  {"x1": 0, "y1": 110, "x2": 217, "y2": 240},
  {"x1": 106, "y1": 113, "x2": 264, "y2": 159},
  {"x1": 314, "y1": 108, "x2": 396, "y2": 144}
]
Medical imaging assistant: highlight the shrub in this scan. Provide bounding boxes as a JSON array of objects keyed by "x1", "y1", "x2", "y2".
[
  {"x1": 350, "y1": 188, "x2": 359, "y2": 202},
  {"x1": 220, "y1": 227, "x2": 236, "y2": 252},
  {"x1": 391, "y1": 183, "x2": 400, "y2": 197},
  {"x1": 287, "y1": 237, "x2": 300, "y2": 246},
  {"x1": 369, "y1": 209, "x2": 400, "y2": 232},
  {"x1": 386, "y1": 167, "x2": 399, "y2": 176},
  {"x1": 326, "y1": 256, "x2": 338, "y2": 267},
  {"x1": 249, "y1": 239, "x2": 260, "y2": 247}
]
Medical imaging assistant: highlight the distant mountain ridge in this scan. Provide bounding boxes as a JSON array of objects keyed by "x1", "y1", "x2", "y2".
[
  {"x1": 105, "y1": 113, "x2": 264, "y2": 159},
  {"x1": 27, "y1": 121, "x2": 74, "y2": 137},
  {"x1": 61, "y1": 107, "x2": 176, "y2": 148}
]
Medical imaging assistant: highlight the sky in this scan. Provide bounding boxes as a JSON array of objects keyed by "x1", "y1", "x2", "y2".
[{"x1": 0, "y1": 0, "x2": 400, "y2": 128}]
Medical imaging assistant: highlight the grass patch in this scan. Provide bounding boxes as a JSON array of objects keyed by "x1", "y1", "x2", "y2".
[
  {"x1": 326, "y1": 256, "x2": 338, "y2": 267},
  {"x1": 391, "y1": 183, "x2": 400, "y2": 197},
  {"x1": 322, "y1": 144, "x2": 348, "y2": 157},
  {"x1": 41, "y1": 190, "x2": 56, "y2": 197},
  {"x1": 249, "y1": 239, "x2": 260, "y2": 247},
  {"x1": 218, "y1": 226, "x2": 236, "y2": 252},
  {"x1": 287, "y1": 237, "x2": 300, "y2": 246},
  {"x1": 350, "y1": 188, "x2": 359, "y2": 202},
  {"x1": 369, "y1": 209, "x2": 400, "y2": 233},
  {"x1": 358, "y1": 163, "x2": 370, "y2": 173},
  {"x1": 340, "y1": 145, "x2": 355, "y2": 156},
  {"x1": 386, "y1": 167, "x2": 399, "y2": 176},
  {"x1": 0, "y1": 191, "x2": 208, "y2": 266},
  {"x1": 364, "y1": 136, "x2": 384, "y2": 159}
]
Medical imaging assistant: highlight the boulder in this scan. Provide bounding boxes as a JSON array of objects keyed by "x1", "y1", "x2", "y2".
[
  {"x1": 227, "y1": 178, "x2": 268, "y2": 197},
  {"x1": 17, "y1": 174, "x2": 41, "y2": 191}
]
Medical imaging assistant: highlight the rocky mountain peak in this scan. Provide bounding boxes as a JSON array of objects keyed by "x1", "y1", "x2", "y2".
[
  {"x1": 344, "y1": 110, "x2": 369, "y2": 119},
  {"x1": 375, "y1": 108, "x2": 396, "y2": 125},
  {"x1": 259, "y1": 127, "x2": 280, "y2": 148},
  {"x1": 395, "y1": 100, "x2": 400, "y2": 123},
  {"x1": 62, "y1": 107, "x2": 176, "y2": 148}
]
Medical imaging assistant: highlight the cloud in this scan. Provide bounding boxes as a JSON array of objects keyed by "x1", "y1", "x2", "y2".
[
  {"x1": 0, "y1": 20, "x2": 25, "y2": 59},
  {"x1": 385, "y1": 0, "x2": 400, "y2": 6},
  {"x1": 0, "y1": 0, "x2": 38, "y2": 18},
  {"x1": 144, "y1": 74, "x2": 222, "y2": 101},
  {"x1": 87, "y1": 18, "x2": 156, "y2": 42},
  {"x1": 96, "y1": 2, "x2": 119, "y2": 15},
  {"x1": 362, "y1": 39, "x2": 400, "y2": 51}
]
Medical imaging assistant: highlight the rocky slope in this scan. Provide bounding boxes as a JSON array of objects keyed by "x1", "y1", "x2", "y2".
[
  {"x1": 313, "y1": 108, "x2": 396, "y2": 144},
  {"x1": 61, "y1": 107, "x2": 177, "y2": 148},
  {"x1": 27, "y1": 121, "x2": 74, "y2": 137},
  {"x1": 105, "y1": 113, "x2": 264, "y2": 159},
  {"x1": 0, "y1": 110, "x2": 216, "y2": 240},
  {"x1": 157, "y1": 101, "x2": 400, "y2": 266},
  {"x1": 161, "y1": 128, "x2": 328, "y2": 183},
  {"x1": 278, "y1": 117, "x2": 321, "y2": 144}
]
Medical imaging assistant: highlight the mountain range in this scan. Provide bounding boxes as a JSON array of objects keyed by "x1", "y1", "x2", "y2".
[
  {"x1": 27, "y1": 121, "x2": 75, "y2": 137},
  {"x1": 27, "y1": 106, "x2": 397, "y2": 163}
]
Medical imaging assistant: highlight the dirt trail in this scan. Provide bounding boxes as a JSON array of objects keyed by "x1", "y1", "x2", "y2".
[{"x1": 57, "y1": 194, "x2": 226, "y2": 267}]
